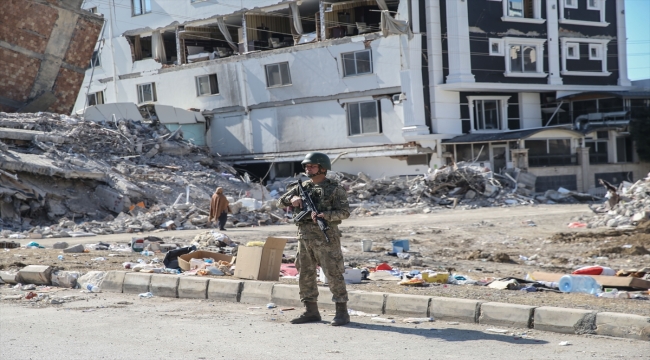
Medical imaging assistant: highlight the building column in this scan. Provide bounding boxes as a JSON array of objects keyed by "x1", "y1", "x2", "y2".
[
  {"x1": 546, "y1": 0, "x2": 562, "y2": 85},
  {"x1": 616, "y1": 0, "x2": 631, "y2": 86},
  {"x1": 445, "y1": 0, "x2": 474, "y2": 84},
  {"x1": 578, "y1": 147, "x2": 590, "y2": 192},
  {"x1": 319, "y1": 1, "x2": 326, "y2": 41},
  {"x1": 511, "y1": 148, "x2": 529, "y2": 170},
  {"x1": 401, "y1": 1, "x2": 429, "y2": 137},
  {"x1": 242, "y1": 14, "x2": 249, "y2": 53}
]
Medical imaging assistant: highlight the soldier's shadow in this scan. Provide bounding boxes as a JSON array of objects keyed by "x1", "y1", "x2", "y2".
[{"x1": 343, "y1": 321, "x2": 549, "y2": 344}]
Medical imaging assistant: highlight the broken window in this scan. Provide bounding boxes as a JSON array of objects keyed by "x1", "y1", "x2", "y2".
[
  {"x1": 196, "y1": 74, "x2": 219, "y2": 96},
  {"x1": 132, "y1": 0, "x2": 151, "y2": 16},
  {"x1": 342, "y1": 50, "x2": 372, "y2": 77},
  {"x1": 87, "y1": 91, "x2": 104, "y2": 106},
  {"x1": 348, "y1": 100, "x2": 381, "y2": 136},
  {"x1": 509, "y1": 45, "x2": 537, "y2": 73},
  {"x1": 137, "y1": 83, "x2": 157, "y2": 104},
  {"x1": 265, "y1": 62, "x2": 291, "y2": 87},
  {"x1": 473, "y1": 100, "x2": 502, "y2": 130},
  {"x1": 89, "y1": 50, "x2": 100, "y2": 68}
]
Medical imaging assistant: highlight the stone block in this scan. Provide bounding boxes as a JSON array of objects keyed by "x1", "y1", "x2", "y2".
[
  {"x1": 17, "y1": 265, "x2": 53, "y2": 285},
  {"x1": 100, "y1": 271, "x2": 126, "y2": 293},
  {"x1": 0, "y1": 271, "x2": 19, "y2": 284},
  {"x1": 479, "y1": 302, "x2": 535, "y2": 328},
  {"x1": 63, "y1": 244, "x2": 84, "y2": 253},
  {"x1": 347, "y1": 291, "x2": 386, "y2": 314},
  {"x1": 534, "y1": 307, "x2": 597, "y2": 335},
  {"x1": 150, "y1": 274, "x2": 179, "y2": 298},
  {"x1": 271, "y1": 284, "x2": 301, "y2": 307},
  {"x1": 207, "y1": 279, "x2": 243, "y2": 302},
  {"x1": 596, "y1": 312, "x2": 650, "y2": 341},
  {"x1": 385, "y1": 294, "x2": 430, "y2": 318},
  {"x1": 429, "y1": 297, "x2": 481, "y2": 323},
  {"x1": 240, "y1": 281, "x2": 274, "y2": 304},
  {"x1": 178, "y1": 277, "x2": 209, "y2": 299},
  {"x1": 52, "y1": 241, "x2": 69, "y2": 249},
  {"x1": 123, "y1": 273, "x2": 151, "y2": 294}
]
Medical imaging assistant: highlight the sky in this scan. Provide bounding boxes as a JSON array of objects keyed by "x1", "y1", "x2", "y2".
[{"x1": 626, "y1": 0, "x2": 650, "y2": 81}]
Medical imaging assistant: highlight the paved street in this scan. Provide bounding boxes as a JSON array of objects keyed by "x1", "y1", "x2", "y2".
[{"x1": 1, "y1": 289, "x2": 647, "y2": 360}]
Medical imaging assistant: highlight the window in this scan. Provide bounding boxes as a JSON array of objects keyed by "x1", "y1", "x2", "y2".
[
  {"x1": 88, "y1": 7, "x2": 98, "y2": 14},
  {"x1": 347, "y1": 101, "x2": 381, "y2": 136},
  {"x1": 526, "y1": 139, "x2": 576, "y2": 167},
  {"x1": 89, "y1": 50, "x2": 100, "y2": 68},
  {"x1": 132, "y1": 0, "x2": 151, "y2": 16},
  {"x1": 502, "y1": 0, "x2": 544, "y2": 23},
  {"x1": 489, "y1": 39, "x2": 504, "y2": 56},
  {"x1": 196, "y1": 74, "x2": 219, "y2": 96},
  {"x1": 406, "y1": 155, "x2": 429, "y2": 166},
  {"x1": 467, "y1": 96, "x2": 510, "y2": 132},
  {"x1": 137, "y1": 83, "x2": 157, "y2": 104},
  {"x1": 87, "y1": 91, "x2": 104, "y2": 106},
  {"x1": 566, "y1": 43, "x2": 579, "y2": 60},
  {"x1": 616, "y1": 136, "x2": 633, "y2": 163},
  {"x1": 586, "y1": 138, "x2": 608, "y2": 164},
  {"x1": 502, "y1": 38, "x2": 546, "y2": 77},
  {"x1": 589, "y1": 44, "x2": 602, "y2": 60},
  {"x1": 564, "y1": 0, "x2": 577, "y2": 9},
  {"x1": 587, "y1": 0, "x2": 600, "y2": 10},
  {"x1": 265, "y1": 62, "x2": 291, "y2": 87},
  {"x1": 560, "y1": 38, "x2": 610, "y2": 76},
  {"x1": 342, "y1": 50, "x2": 372, "y2": 77}
]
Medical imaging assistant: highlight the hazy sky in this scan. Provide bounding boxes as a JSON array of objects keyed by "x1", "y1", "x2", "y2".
[{"x1": 626, "y1": 0, "x2": 650, "y2": 81}]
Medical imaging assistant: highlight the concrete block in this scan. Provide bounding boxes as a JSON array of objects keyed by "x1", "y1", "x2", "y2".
[
  {"x1": 150, "y1": 274, "x2": 179, "y2": 298},
  {"x1": 596, "y1": 312, "x2": 650, "y2": 341},
  {"x1": 534, "y1": 307, "x2": 597, "y2": 335},
  {"x1": 347, "y1": 290, "x2": 386, "y2": 314},
  {"x1": 207, "y1": 279, "x2": 243, "y2": 302},
  {"x1": 123, "y1": 273, "x2": 152, "y2": 294},
  {"x1": 271, "y1": 284, "x2": 301, "y2": 307},
  {"x1": 385, "y1": 294, "x2": 430, "y2": 318},
  {"x1": 53, "y1": 241, "x2": 68, "y2": 249},
  {"x1": 17, "y1": 265, "x2": 53, "y2": 285},
  {"x1": 240, "y1": 281, "x2": 274, "y2": 304},
  {"x1": 100, "y1": 271, "x2": 126, "y2": 293},
  {"x1": 0, "y1": 271, "x2": 18, "y2": 285},
  {"x1": 479, "y1": 302, "x2": 535, "y2": 328},
  {"x1": 63, "y1": 244, "x2": 84, "y2": 253},
  {"x1": 178, "y1": 277, "x2": 209, "y2": 299},
  {"x1": 429, "y1": 297, "x2": 481, "y2": 323},
  {"x1": 95, "y1": 185, "x2": 130, "y2": 213}
]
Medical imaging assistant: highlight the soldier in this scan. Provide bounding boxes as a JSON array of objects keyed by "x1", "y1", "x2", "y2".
[{"x1": 277, "y1": 152, "x2": 350, "y2": 326}]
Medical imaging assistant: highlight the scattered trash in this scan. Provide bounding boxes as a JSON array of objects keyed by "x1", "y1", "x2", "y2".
[
  {"x1": 371, "y1": 317, "x2": 395, "y2": 323},
  {"x1": 486, "y1": 328, "x2": 509, "y2": 334},
  {"x1": 403, "y1": 317, "x2": 434, "y2": 323},
  {"x1": 558, "y1": 341, "x2": 571, "y2": 346},
  {"x1": 567, "y1": 222, "x2": 587, "y2": 228},
  {"x1": 446, "y1": 322, "x2": 460, "y2": 325},
  {"x1": 266, "y1": 303, "x2": 277, "y2": 309},
  {"x1": 138, "y1": 292, "x2": 154, "y2": 298}
]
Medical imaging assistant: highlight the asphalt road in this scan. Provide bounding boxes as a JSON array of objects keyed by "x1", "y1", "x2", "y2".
[{"x1": 1, "y1": 288, "x2": 647, "y2": 360}]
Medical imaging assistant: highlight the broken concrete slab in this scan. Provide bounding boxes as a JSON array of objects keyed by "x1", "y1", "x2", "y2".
[
  {"x1": 52, "y1": 241, "x2": 69, "y2": 249},
  {"x1": 63, "y1": 244, "x2": 85, "y2": 253},
  {"x1": 95, "y1": 185, "x2": 131, "y2": 213},
  {"x1": 17, "y1": 265, "x2": 53, "y2": 285}
]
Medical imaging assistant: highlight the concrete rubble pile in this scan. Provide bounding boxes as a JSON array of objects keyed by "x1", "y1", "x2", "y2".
[
  {"x1": 0, "y1": 111, "x2": 254, "y2": 236},
  {"x1": 587, "y1": 175, "x2": 650, "y2": 229}
]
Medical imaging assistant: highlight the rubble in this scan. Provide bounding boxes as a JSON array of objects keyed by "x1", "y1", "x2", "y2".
[{"x1": 586, "y1": 176, "x2": 650, "y2": 229}]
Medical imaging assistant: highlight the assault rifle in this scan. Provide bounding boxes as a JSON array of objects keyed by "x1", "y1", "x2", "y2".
[{"x1": 290, "y1": 180, "x2": 331, "y2": 242}]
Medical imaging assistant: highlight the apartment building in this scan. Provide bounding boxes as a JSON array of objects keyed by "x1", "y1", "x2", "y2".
[{"x1": 75, "y1": 0, "x2": 648, "y2": 191}]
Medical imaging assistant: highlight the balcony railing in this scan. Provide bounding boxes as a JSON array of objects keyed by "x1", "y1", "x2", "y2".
[
  {"x1": 529, "y1": 154, "x2": 578, "y2": 167},
  {"x1": 589, "y1": 153, "x2": 608, "y2": 164}
]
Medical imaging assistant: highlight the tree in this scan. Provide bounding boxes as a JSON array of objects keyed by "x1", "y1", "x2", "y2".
[{"x1": 630, "y1": 108, "x2": 650, "y2": 162}]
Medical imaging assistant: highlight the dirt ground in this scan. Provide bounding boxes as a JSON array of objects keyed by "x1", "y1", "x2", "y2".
[{"x1": 2, "y1": 204, "x2": 649, "y2": 316}]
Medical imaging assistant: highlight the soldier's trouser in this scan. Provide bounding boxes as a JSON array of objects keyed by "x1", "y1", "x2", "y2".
[{"x1": 296, "y1": 223, "x2": 348, "y2": 303}]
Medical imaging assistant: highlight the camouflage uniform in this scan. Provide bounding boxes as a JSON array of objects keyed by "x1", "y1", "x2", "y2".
[{"x1": 278, "y1": 178, "x2": 350, "y2": 303}]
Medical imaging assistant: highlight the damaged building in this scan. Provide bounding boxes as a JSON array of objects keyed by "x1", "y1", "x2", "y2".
[
  {"x1": 73, "y1": 0, "x2": 649, "y2": 192},
  {"x1": 0, "y1": 0, "x2": 104, "y2": 114}
]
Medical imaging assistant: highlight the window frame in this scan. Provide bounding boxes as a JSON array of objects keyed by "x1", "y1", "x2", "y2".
[
  {"x1": 195, "y1": 74, "x2": 219, "y2": 96},
  {"x1": 565, "y1": 42, "x2": 579, "y2": 60},
  {"x1": 559, "y1": 0, "x2": 608, "y2": 26},
  {"x1": 587, "y1": 0, "x2": 600, "y2": 10},
  {"x1": 346, "y1": 100, "x2": 382, "y2": 136},
  {"x1": 502, "y1": 37, "x2": 546, "y2": 78},
  {"x1": 341, "y1": 49, "x2": 373, "y2": 77},
  {"x1": 89, "y1": 50, "x2": 101, "y2": 69},
  {"x1": 489, "y1": 38, "x2": 505, "y2": 56},
  {"x1": 560, "y1": 37, "x2": 611, "y2": 76},
  {"x1": 501, "y1": 0, "x2": 545, "y2": 24},
  {"x1": 588, "y1": 44, "x2": 603, "y2": 60},
  {"x1": 467, "y1": 96, "x2": 511, "y2": 133},
  {"x1": 264, "y1": 62, "x2": 292, "y2": 88},
  {"x1": 137, "y1": 82, "x2": 157, "y2": 104},
  {"x1": 564, "y1": 0, "x2": 578, "y2": 9},
  {"x1": 87, "y1": 91, "x2": 105, "y2": 106},
  {"x1": 132, "y1": 0, "x2": 152, "y2": 17}
]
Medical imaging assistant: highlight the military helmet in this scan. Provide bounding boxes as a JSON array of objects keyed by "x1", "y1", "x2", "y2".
[{"x1": 301, "y1": 152, "x2": 331, "y2": 170}]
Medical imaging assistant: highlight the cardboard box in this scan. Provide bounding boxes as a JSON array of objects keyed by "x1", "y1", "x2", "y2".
[
  {"x1": 234, "y1": 237, "x2": 287, "y2": 281},
  {"x1": 178, "y1": 251, "x2": 234, "y2": 272},
  {"x1": 531, "y1": 271, "x2": 650, "y2": 290}
]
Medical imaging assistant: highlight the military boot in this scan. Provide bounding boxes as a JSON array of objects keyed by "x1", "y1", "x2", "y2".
[
  {"x1": 330, "y1": 302, "x2": 350, "y2": 326},
  {"x1": 290, "y1": 301, "x2": 321, "y2": 324}
]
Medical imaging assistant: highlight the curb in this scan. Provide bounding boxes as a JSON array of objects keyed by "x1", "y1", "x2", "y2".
[{"x1": 99, "y1": 271, "x2": 650, "y2": 342}]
